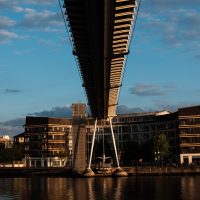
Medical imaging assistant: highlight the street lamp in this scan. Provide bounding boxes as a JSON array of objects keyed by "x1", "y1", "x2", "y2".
[{"x1": 154, "y1": 151, "x2": 160, "y2": 166}]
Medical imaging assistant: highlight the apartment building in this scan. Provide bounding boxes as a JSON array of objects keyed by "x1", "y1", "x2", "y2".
[
  {"x1": 23, "y1": 116, "x2": 72, "y2": 167},
  {"x1": 86, "y1": 110, "x2": 178, "y2": 165},
  {"x1": 179, "y1": 106, "x2": 200, "y2": 164},
  {"x1": 0, "y1": 135, "x2": 12, "y2": 149},
  {"x1": 15, "y1": 104, "x2": 200, "y2": 167}
]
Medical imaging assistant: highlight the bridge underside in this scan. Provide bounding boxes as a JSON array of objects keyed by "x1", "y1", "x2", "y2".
[{"x1": 64, "y1": 0, "x2": 138, "y2": 119}]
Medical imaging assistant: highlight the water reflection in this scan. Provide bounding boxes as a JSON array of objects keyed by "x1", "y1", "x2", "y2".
[
  {"x1": 0, "y1": 176, "x2": 200, "y2": 200},
  {"x1": 180, "y1": 176, "x2": 200, "y2": 200}
]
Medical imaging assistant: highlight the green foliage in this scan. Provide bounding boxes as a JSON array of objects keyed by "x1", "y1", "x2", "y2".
[
  {"x1": 154, "y1": 133, "x2": 170, "y2": 160},
  {"x1": 0, "y1": 144, "x2": 24, "y2": 163}
]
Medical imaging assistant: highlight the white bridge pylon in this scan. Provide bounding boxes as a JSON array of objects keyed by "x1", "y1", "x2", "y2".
[{"x1": 87, "y1": 117, "x2": 120, "y2": 170}]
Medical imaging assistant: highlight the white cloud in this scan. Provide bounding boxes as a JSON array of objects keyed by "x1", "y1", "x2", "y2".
[
  {"x1": 0, "y1": 0, "x2": 15, "y2": 9},
  {"x1": 142, "y1": 0, "x2": 200, "y2": 9},
  {"x1": 153, "y1": 99, "x2": 200, "y2": 112},
  {"x1": 13, "y1": 6, "x2": 24, "y2": 12},
  {"x1": 138, "y1": 1, "x2": 200, "y2": 52},
  {"x1": 130, "y1": 84, "x2": 164, "y2": 96},
  {"x1": 129, "y1": 83, "x2": 176, "y2": 96},
  {"x1": 0, "y1": 16, "x2": 16, "y2": 28},
  {"x1": 0, "y1": 29, "x2": 28, "y2": 43},
  {"x1": 18, "y1": 9, "x2": 63, "y2": 31},
  {"x1": 0, "y1": 0, "x2": 64, "y2": 47},
  {"x1": 0, "y1": 29, "x2": 19, "y2": 43},
  {"x1": 24, "y1": 0, "x2": 57, "y2": 5},
  {"x1": 0, "y1": 118, "x2": 25, "y2": 137},
  {"x1": 0, "y1": 105, "x2": 71, "y2": 137},
  {"x1": 30, "y1": 106, "x2": 72, "y2": 117},
  {"x1": 15, "y1": 7, "x2": 36, "y2": 13},
  {"x1": 117, "y1": 105, "x2": 146, "y2": 114},
  {"x1": 0, "y1": 0, "x2": 23, "y2": 12}
]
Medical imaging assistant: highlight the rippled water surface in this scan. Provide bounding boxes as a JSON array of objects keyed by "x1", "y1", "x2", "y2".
[{"x1": 0, "y1": 176, "x2": 200, "y2": 200}]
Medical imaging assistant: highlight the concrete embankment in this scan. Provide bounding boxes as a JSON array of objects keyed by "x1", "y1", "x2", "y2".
[
  {"x1": 124, "y1": 166, "x2": 200, "y2": 175},
  {"x1": 0, "y1": 166, "x2": 200, "y2": 177},
  {"x1": 0, "y1": 167, "x2": 73, "y2": 177}
]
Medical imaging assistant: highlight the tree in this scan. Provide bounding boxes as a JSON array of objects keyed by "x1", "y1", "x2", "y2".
[
  {"x1": 154, "y1": 133, "x2": 170, "y2": 164},
  {"x1": 0, "y1": 144, "x2": 24, "y2": 163}
]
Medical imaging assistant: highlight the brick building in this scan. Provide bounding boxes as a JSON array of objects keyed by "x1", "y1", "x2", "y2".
[
  {"x1": 86, "y1": 110, "x2": 178, "y2": 166},
  {"x1": 179, "y1": 106, "x2": 200, "y2": 164},
  {"x1": 14, "y1": 104, "x2": 200, "y2": 167},
  {"x1": 22, "y1": 116, "x2": 72, "y2": 167}
]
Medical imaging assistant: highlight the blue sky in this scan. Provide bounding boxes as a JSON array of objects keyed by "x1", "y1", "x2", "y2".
[{"x1": 0, "y1": 0, "x2": 200, "y2": 135}]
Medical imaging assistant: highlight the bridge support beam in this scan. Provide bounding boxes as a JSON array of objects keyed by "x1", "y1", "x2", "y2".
[
  {"x1": 84, "y1": 117, "x2": 127, "y2": 177},
  {"x1": 109, "y1": 117, "x2": 120, "y2": 168},
  {"x1": 83, "y1": 118, "x2": 97, "y2": 176},
  {"x1": 88, "y1": 118, "x2": 97, "y2": 169},
  {"x1": 109, "y1": 117, "x2": 128, "y2": 176}
]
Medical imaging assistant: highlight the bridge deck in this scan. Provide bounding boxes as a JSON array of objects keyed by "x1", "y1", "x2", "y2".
[{"x1": 64, "y1": 0, "x2": 138, "y2": 119}]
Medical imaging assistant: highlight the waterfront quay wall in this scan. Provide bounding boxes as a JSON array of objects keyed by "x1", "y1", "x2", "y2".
[
  {"x1": 123, "y1": 166, "x2": 200, "y2": 175},
  {"x1": 1, "y1": 166, "x2": 200, "y2": 176},
  {"x1": 0, "y1": 167, "x2": 72, "y2": 177}
]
